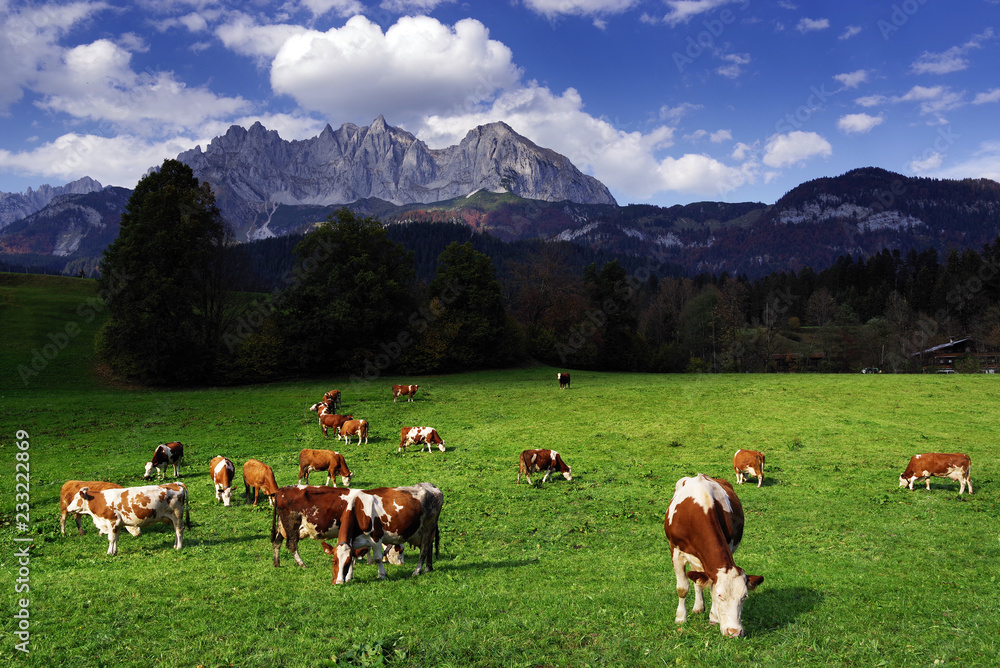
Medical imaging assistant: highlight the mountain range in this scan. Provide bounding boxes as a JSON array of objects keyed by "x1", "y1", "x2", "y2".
[{"x1": 2, "y1": 117, "x2": 1000, "y2": 279}]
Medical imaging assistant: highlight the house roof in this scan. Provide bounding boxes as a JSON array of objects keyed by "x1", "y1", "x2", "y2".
[{"x1": 912, "y1": 338, "x2": 973, "y2": 357}]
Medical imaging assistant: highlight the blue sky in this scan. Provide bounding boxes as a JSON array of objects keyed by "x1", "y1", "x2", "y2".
[{"x1": 0, "y1": 0, "x2": 997, "y2": 207}]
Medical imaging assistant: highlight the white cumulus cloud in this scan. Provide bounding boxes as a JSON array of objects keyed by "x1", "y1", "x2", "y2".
[
  {"x1": 973, "y1": 88, "x2": 1000, "y2": 104},
  {"x1": 837, "y1": 113, "x2": 885, "y2": 135},
  {"x1": 833, "y1": 69, "x2": 868, "y2": 89},
  {"x1": 270, "y1": 15, "x2": 522, "y2": 123},
  {"x1": 796, "y1": 17, "x2": 829, "y2": 33},
  {"x1": 763, "y1": 131, "x2": 831, "y2": 167},
  {"x1": 522, "y1": 0, "x2": 641, "y2": 19}
]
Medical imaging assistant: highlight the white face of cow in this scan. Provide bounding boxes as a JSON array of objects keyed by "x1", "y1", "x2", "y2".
[
  {"x1": 710, "y1": 567, "x2": 751, "y2": 637},
  {"x1": 898, "y1": 475, "x2": 910, "y2": 488},
  {"x1": 221, "y1": 486, "x2": 233, "y2": 506},
  {"x1": 334, "y1": 543, "x2": 354, "y2": 584},
  {"x1": 143, "y1": 461, "x2": 155, "y2": 479},
  {"x1": 562, "y1": 468, "x2": 573, "y2": 481},
  {"x1": 67, "y1": 489, "x2": 89, "y2": 514}
]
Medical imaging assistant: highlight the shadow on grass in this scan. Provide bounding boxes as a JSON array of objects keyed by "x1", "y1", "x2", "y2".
[
  {"x1": 745, "y1": 585, "x2": 823, "y2": 633},
  {"x1": 432, "y1": 557, "x2": 540, "y2": 572}
]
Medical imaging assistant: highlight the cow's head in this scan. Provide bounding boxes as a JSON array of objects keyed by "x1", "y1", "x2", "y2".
[
  {"x1": 143, "y1": 461, "x2": 156, "y2": 480},
  {"x1": 67, "y1": 487, "x2": 93, "y2": 514},
  {"x1": 309, "y1": 402, "x2": 322, "y2": 413},
  {"x1": 220, "y1": 486, "x2": 233, "y2": 506},
  {"x1": 384, "y1": 544, "x2": 405, "y2": 566},
  {"x1": 687, "y1": 568, "x2": 763, "y2": 638},
  {"x1": 898, "y1": 474, "x2": 909, "y2": 488},
  {"x1": 561, "y1": 466, "x2": 573, "y2": 481},
  {"x1": 322, "y1": 541, "x2": 364, "y2": 585}
]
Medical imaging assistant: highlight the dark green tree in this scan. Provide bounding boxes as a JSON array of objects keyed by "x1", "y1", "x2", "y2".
[
  {"x1": 278, "y1": 208, "x2": 417, "y2": 375},
  {"x1": 423, "y1": 241, "x2": 519, "y2": 369},
  {"x1": 582, "y1": 260, "x2": 647, "y2": 370},
  {"x1": 96, "y1": 159, "x2": 234, "y2": 384}
]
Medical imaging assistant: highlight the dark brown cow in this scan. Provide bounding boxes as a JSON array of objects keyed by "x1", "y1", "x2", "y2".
[
  {"x1": 733, "y1": 449, "x2": 765, "y2": 488},
  {"x1": 323, "y1": 389, "x2": 342, "y2": 411},
  {"x1": 392, "y1": 384, "x2": 419, "y2": 402},
  {"x1": 59, "y1": 480, "x2": 123, "y2": 535},
  {"x1": 143, "y1": 441, "x2": 184, "y2": 479},
  {"x1": 210, "y1": 456, "x2": 236, "y2": 506},
  {"x1": 330, "y1": 483, "x2": 444, "y2": 583},
  {"x1": 399, "y1": 427, "x2": 446, "y2": 453},
  {"x1": 243, "y1": 459, "x2": 280, "y2": 506},
  {"x1": 65, "y1": 483, "x2": 189, "y2": 555},
  {"x1": 899, "y1": 453, "x2": 973, "y2": 494},
  {"x1": 340, "y1": 419, "x2": 369, "y2": 445},
  {"x1": 665, "y1": 474, "x2": 763, "y2": 638},
  {"x1": 517, "y1": 449, "x2": 572, "y2": 484},
  {"x1": 298, "y1": 449, "x2": 353, "y2": 487},
  {"x1": 558, "y1": 372, "x2": 571, "y2": 389}
]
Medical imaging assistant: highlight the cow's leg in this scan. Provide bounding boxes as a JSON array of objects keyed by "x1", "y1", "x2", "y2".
[
  {"x1": 692, "y1": 580, "x2": 707, "y2": 615},
  {"x1": 541, "y1": 469, "x2": 552, "y2": 483},
  {"x1": 173, "y1": 516, "x2": 183, "y2": 550},
  {"x1": 925, "y1": 478, "x2": 932, "y2": 491},
  {"x1": 325, "y1": 471, "x2": 332, "y2": 486},
  {"x1": 60, "y1": 511, "x2": 68, "y2": 535},
  {"x1": 672, "y1": 549, "x2": 689, "y2": 624},
  {"x1": 108, "y1": 524, "x2": 120, "y2": 556},
  {"x1": 966, "y1": 475, "x2": 973, "y2": 495}
]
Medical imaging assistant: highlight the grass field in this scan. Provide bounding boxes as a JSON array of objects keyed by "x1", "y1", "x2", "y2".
[{"x1": 3, "y1": 274, "x2": 1000, "y2": 667}]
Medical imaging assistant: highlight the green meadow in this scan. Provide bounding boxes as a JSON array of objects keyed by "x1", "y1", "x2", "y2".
[{"x1": 2, "y1": 274, "x2": 1000, "y2": 667}]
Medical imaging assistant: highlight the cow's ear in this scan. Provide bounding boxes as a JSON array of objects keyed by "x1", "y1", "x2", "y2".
[
  {"x1": 686, "y1": 571, "x2": 712, "y2": 585},
  {"x1": 321, "y1": 541, "x2": 335, "y2": 555},
  {"x1": 746, "y1": 575, "x2": 764, "y2": 591},
  {"x1": 79, "y1": 487, "x2": 92, "y2": 499}
]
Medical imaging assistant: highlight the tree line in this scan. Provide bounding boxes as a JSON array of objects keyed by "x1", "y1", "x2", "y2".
[{"x1": 96, "y1": 161, "x2": 1000, "y2": 385}]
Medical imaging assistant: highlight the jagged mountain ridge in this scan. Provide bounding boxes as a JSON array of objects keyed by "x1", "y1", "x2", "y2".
[
  {"x1": 2, "y1": 162, "x2": 1000, "y2": 280},
  {"x1": 176, "y1": 116, "x2": 617, "y2": 239},
  {"x1": 0, "y1": 176, "x2": 105, "y2": 231}
]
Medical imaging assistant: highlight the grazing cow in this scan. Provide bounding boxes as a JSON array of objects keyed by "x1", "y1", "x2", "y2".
[
  {"x1": 210, "y1": 456, "x2": 236, "y2": 506},
  {"x1": 298, "y1": 449, "x2": 353, "y2": 487},
  {"x1": 271, "y1": 485, "x2": 364, "y2": 570},
  {"x1": 558, "y1": 372, "x2": 571, "y2": 389},
  {"x1": 399, "y1": 427, "x2": 446, "y2": 453},
  {"x1": 243, "y1": 459, "x2": 280, "y2": 506},
  {"x1": 59, "y1": 480, "x2": 123, "y2": 535},
  {"x1": 899, "y1": 453, "x2": 973, "y2": 494},
  {"x1": 665, "y1": 474, "x2": 763, "y2": 638},
  {"x1": 328, "y1": 484, "x2": 443, "y2": 583},
  {"x1": 517, "y1": 449, "x2": 572, "y2": 484},
  {"x1": 323, "y1": 389, "x2": 342, "y2": 411},
  {"x1": 733, "y1": 449, "x2": 765, "y2": 488},
  {"x1": 65, "y1": 483, "x2": 189, "y2": 556},
  {"x1": 340, "y1": 419, "x2": 369, "y2": 445},
  {"x1": 143, "y1": 441, "x2": 184, "y2": 479},
  {"x1": 392, "y1": 384, "x2": 419, "y2": 402}
]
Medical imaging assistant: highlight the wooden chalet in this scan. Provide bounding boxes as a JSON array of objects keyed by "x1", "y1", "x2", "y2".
[{"x1": 912, "y1": 338, "x2": 999, "y2": 373}]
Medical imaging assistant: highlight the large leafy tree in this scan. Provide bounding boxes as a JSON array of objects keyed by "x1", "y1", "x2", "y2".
[
  {"x1": 278, "y1": 208, "x2": 417, "y2": 375},
  {"x1": 423, "y1": 241, "x2": 519, "y2": 370},
  {"x1": 96, "y1": 159, "x2": 234, "y2": 384}
]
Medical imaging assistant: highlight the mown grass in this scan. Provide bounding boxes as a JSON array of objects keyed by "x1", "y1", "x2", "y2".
[{"x1": 2, "y1": 275, "x2": 1000, "y2": 667}]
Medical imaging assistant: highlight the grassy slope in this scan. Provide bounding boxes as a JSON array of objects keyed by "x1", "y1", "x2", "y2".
[{"x1": 2, "y1": 276, "x2": 1000, "y2": 667}]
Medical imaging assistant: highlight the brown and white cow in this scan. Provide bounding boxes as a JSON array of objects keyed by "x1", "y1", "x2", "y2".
[
  {"x1": 733, "y1": 449, "x2": 765, "y2": 488},
  {"x1": 330, "y1": 483, "x2": 444, "y2": 583},
  {"x1": 399, "y1": 427, "x2": 446, "y2": 453},
  {"x1": 665, "y1": 474, "x2": 763, "y2": 638},
  {"x1": 340, "y1": 419, "x2": 369, "y2": 445},
  {"x1": 392, "y1": 384, "x2": 419, "y2": 402},
  {"x1": 65, "y1": 483, "x2": 189, "y2": 556},
  {"x1": 517, "y1": 449, "x2": 572, "y2": 484},
  {"x1": 59, "y1": 480, "x2": 123, "y2": 535},
  {"x1": 298, "y1": 449, "x2": 353, "y2": 487},
  {"x1": 558, "y1": 372, "x2": 571, "y2": 389},
  {"x1": 143, "y1": 441, "x2": 184, "y2": 479},
  {"x1": 243, "y1": 459, "x2": 280, "y2": 506},
  {"x1": 210, "y1": 456, "x2": 236, "y2": 506},
  {"x1": 323, "y1": 389, "x2": 342, "y2": 411},
  {"x1": 899, "y1": 453, "x2": 973, "y2": 494},
  {"x1": 271, "y1": 485, "x2": 366, "y2": 570},
  {"x1": 309, "y1": 401, "x2": 353, "y2": 439}
]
